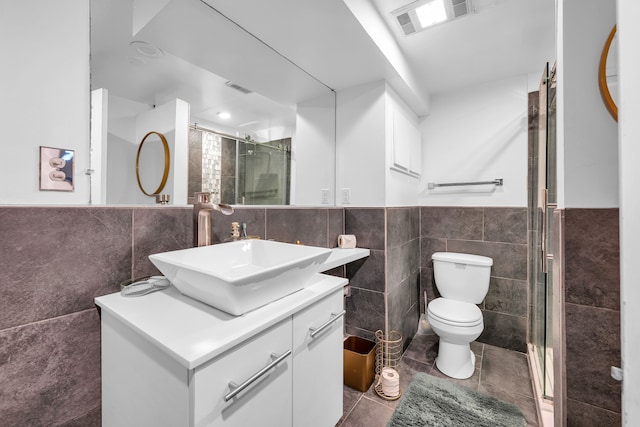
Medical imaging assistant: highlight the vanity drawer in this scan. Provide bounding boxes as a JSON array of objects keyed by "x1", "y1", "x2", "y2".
[
  {"x1": 191, "y1": 317, "x2": 293, "y2": 427},
  {"x1": 292, "y1": 289, "x2": 344, "y2": 427}
]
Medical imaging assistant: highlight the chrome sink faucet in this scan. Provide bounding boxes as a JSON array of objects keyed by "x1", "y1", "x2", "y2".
[{"x1": 193, "y1": 192, "x2": 234, "y2": 247}]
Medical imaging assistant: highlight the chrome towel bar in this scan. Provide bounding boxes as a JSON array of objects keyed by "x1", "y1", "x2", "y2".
[{"x1": 427, "y1": 178, "x2": 503, "y2": 190}]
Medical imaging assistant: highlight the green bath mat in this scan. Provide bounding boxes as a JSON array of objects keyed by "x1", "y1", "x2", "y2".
[{"x1": 387, "y1": 372, "x2": 526, "y2": 427}]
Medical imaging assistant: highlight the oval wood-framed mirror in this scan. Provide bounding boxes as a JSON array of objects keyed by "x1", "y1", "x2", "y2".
[
  {"x1": 135, "y1": 131, "x2": 171, "y2": 196},
  {"x1": 598, "y1": 25, "x2": 618, "y2": 122}
]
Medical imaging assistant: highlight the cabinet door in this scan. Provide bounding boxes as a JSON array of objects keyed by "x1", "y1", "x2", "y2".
[
  {"x1": 391, "y1": 110, "x2": 422, "y2": 177},
  {"x1": 192, "y1": 318, "x2": 293, "y2": 427},
  {"x1": 292, "y1": 290, "x2": 344, "y2": 427},
  {"x1": 102, "y1": 312, "x2": 190, "y2": 427}
]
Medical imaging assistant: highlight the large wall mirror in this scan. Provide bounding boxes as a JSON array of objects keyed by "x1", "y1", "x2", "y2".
[
  {"x1": 91, "y1": 0, "x2": 336, "y2": 206},
  {"x1": 598, "y1": 25, "x2": 618, "y2": 122}
]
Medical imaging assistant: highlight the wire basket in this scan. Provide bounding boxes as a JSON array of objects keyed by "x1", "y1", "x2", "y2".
[{"x1": 374, "y1": 329, "x2": 402, "y2": 400}]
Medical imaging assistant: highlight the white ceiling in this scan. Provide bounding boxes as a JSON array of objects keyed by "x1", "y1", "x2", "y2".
[
  {"x1": 370, "y1": 0, "x2": 557, "y2": 95},
  {"x1": 199, "y1": 0, "x2": 556, "y2": 110},
  {"x1": 92, "y1": 0, "x2": 556, "y2": 129}
]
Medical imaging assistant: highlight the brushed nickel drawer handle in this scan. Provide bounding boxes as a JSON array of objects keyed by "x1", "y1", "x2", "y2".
[
  {"x1": 309, "y1": 310, "x2": 346, "y2": 339},
  {"x1": 224, "y1": 349, "x2": 291, "y2": 402}
]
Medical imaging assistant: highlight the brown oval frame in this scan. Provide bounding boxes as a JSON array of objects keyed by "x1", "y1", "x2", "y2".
[
  {"x1": 135, "y1": 131, "x2": 170, "y2": 196},
  {"x1": 598, "y1": 25, "x2": 618, "y2": 122}
]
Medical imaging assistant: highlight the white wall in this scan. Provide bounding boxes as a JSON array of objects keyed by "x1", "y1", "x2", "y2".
[
  {"x1": 106, "y1": 98, "x2": 188, "y2": 205},
  {"x1": 557, "y1": 0, "x2": 618, "y2": 209},
  {"x1": 419, "y1": 76, "x2": 529, "y2": 207},
  {"x1": 342, "y1": 0, "x2": 430, "y2": 116},
  {"x1": 336, "y1": 80, "x2": 422, "y2": 207},
  {"x1": 106, "y1": 123, "x2": 137, "y2": 205},
  {"x1": 91, "y1": 89, "x2": 109, "y2": 204},
  {"x1": 136, "y1": 99, "x2": 190, "y2": 205},
  {"x1": 293, "y1": 92, "x2": 336, "y2": 205},
  {"x1": 336, "y1": 81, "x2": 386, "y2": 206},
  {"x1": 0, "y1": 0, "x2": 90, "y2": 204},
  {"x1": 618, "y1": 0, "x2": 640, "y2": 422}
]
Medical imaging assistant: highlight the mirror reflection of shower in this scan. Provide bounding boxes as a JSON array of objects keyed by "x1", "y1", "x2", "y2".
[{"x1": 188, "y1": 126, "x2": 291, "y2": 205}]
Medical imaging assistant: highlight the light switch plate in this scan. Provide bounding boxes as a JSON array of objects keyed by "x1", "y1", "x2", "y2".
[
  {"x1": 321, "y1": 188, "x2": 329, "y2": 204},
  {"x1": 341, "y1": 188, "x2": 351, "y2": 204},
  {"x1": 40, "y1": 146, "x2": 74, "y2": 191}
]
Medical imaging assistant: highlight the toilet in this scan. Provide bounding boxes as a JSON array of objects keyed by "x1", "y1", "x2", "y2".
[{"x1": 427, "y1": 252, "x2": 493, "y2": 379}]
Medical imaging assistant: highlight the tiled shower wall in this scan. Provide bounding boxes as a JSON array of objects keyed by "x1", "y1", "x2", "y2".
[
  {"x1": 188, "y1": 132, "x2": 237, "y2": 205},
  {"x1": 560, "y1": 208, "x2": 621, "y2": 425},
  {"x1": 0, "y1": 205, "x2": 343, "y2": 426},
  {"x1": 419, "y1": 206, "x2": 529, "y2": 352}
]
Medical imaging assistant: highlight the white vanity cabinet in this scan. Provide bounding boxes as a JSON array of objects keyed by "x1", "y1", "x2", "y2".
[
  {"x1": 292, "y1": 289, "x2": 344, "y2": 426},
  {"x1": 96, "y1": 274, "x2": 347, "y2": 427},
  {"x1": 192, "y1": 318, "x2": 293, "y2": 427}
]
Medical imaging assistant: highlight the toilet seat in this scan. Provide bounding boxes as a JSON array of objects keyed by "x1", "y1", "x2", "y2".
[{"x1": 428, "y1": 298, "x2": 482, "y2": 327}]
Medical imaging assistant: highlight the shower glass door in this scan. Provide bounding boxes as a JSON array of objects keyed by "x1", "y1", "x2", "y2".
[
  {"x1": 530, "y1": 63, "x2": 556, "y2": 400},
  {"x1": 187, "y1": 129, "x2": 291, "y2": 206},
  {"x1": 237, "y1": 139, "x2": 291, "y2": 205}
]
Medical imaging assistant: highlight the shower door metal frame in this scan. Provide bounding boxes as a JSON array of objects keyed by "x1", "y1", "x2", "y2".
[{"x1": 533, "y1": 62, "x2": 557, "y2": 401}]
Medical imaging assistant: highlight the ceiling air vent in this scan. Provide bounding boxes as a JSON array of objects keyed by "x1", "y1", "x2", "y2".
[
  {"x1": 452, "y1": 0, "x2": 470, "y2": 18},
  {"x1": 392, "y1": 0, "x2": 474, "y2": 36},
  {"x1": 396, "y1": 12, "x2": 417, "y2": 36},
  {"x1": 225, "y1": 81, "x2": 252, "y2": 94}
]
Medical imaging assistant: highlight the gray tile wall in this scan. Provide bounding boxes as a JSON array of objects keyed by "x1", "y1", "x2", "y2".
[
  {"x1": 343, "y1": 207, "x2": 420, "y2": 351},
  {"x1": 420, "y1": 206, "x2": 529, "y2": 352},
  {"x1": 0, "y1": 206, "x2": 192, "y2": 426},
  {"x1": 562, "y1": 208, "x2": 621, "y2": 425},
  {"x1": 210, "y1": 206, "x2": 344, "y2": 249},
  {"x1": 187, "y1": 130, "x2": 203, "y2": 204},
  {"x1": 386, "y1": 207, "x2": 420, "y2": 351},
  {"x1": 220, "y1": 137, "x2": 237, "y2": 205},
  {"x1": 344, "y1": 208, "x2": 385, "y2": 342},
  {"x1": 0, "y1": 203, "x2": 545, "y2": 423},
  {"x1": 0, "y1": 205, "x2": 343, "y2": 425}
]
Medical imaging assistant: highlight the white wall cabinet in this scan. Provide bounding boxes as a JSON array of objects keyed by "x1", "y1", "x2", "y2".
[
  {"x1": 98, "y1": 280, "x2": 344, "y2": 427},
  {"x1": 391, "y1": 109, "x2": 422, "y2": 177}
]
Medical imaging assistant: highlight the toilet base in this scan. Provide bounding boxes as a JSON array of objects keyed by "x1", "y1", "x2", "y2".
[{"x1": 435, "y1": 341, "x2": 476, "y2": 379}]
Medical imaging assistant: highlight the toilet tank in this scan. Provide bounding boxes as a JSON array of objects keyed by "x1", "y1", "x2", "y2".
[{"x1": 432, "y1": 252, "x2": 493, "y2": 304}]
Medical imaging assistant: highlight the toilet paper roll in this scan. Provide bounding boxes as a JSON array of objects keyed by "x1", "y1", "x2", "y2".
[
  {"x1": 338, "y1": 234, "x2": 357, "y2": 249},
  {"x1": 381, "y1": 367, "x2": 399, "y2": 385},
  {"x1": 382, "y1": 383, "x2": 400, "y2": 396},
  {"x1": 381, "y1": 367, "x2": 400, "y2": 397}
]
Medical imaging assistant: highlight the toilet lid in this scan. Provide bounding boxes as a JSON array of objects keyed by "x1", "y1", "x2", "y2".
[{"x1": 428, "y1": 298, "x2": 482, "y2": 326}]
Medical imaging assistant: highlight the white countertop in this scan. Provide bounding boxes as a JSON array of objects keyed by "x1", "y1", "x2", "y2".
[
  {"x1": 96, "y1": 274, "x2": 348, "y2": 370},
  {"x1": 320, "y1": 247, "x2": 370, "y2": 272},
  {"x1": 95, "y1": 246, "x2": 368, "y2": 370}
]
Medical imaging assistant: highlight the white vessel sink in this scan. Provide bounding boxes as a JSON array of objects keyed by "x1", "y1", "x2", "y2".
[{"x1": 148, "y1": 240, "x2": 332, "y2": 315}]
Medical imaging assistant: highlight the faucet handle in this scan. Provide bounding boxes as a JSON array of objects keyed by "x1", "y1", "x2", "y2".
[{"x1": 194, "y1": 191, "x2": 212, "y2": 203}]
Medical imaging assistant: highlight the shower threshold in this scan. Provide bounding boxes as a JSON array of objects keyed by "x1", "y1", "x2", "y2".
[{"x1": 527, "y1": 343, "x2": 554, "y2": 427}]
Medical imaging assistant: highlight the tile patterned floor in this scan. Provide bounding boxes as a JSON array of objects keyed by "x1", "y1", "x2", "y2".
[{"x1": 337, "y1": 331, "x2": 540, "y2": 427}]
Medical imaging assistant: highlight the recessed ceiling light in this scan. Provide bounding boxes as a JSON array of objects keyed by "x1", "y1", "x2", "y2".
[
  {"x1": 217, "y1": 112, "x2": 231, "y2": 119},
  {"x1": 393, "y1": 0, "x2": 474, "y2": 36},
  {"x1": 129, "y1": 41, "x2": 164, "y2": 58}
]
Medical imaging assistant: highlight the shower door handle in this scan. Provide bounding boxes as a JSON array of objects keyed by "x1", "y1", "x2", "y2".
[{"x1": 541, "y1": 188, "x2": 548, "y2": 274}]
